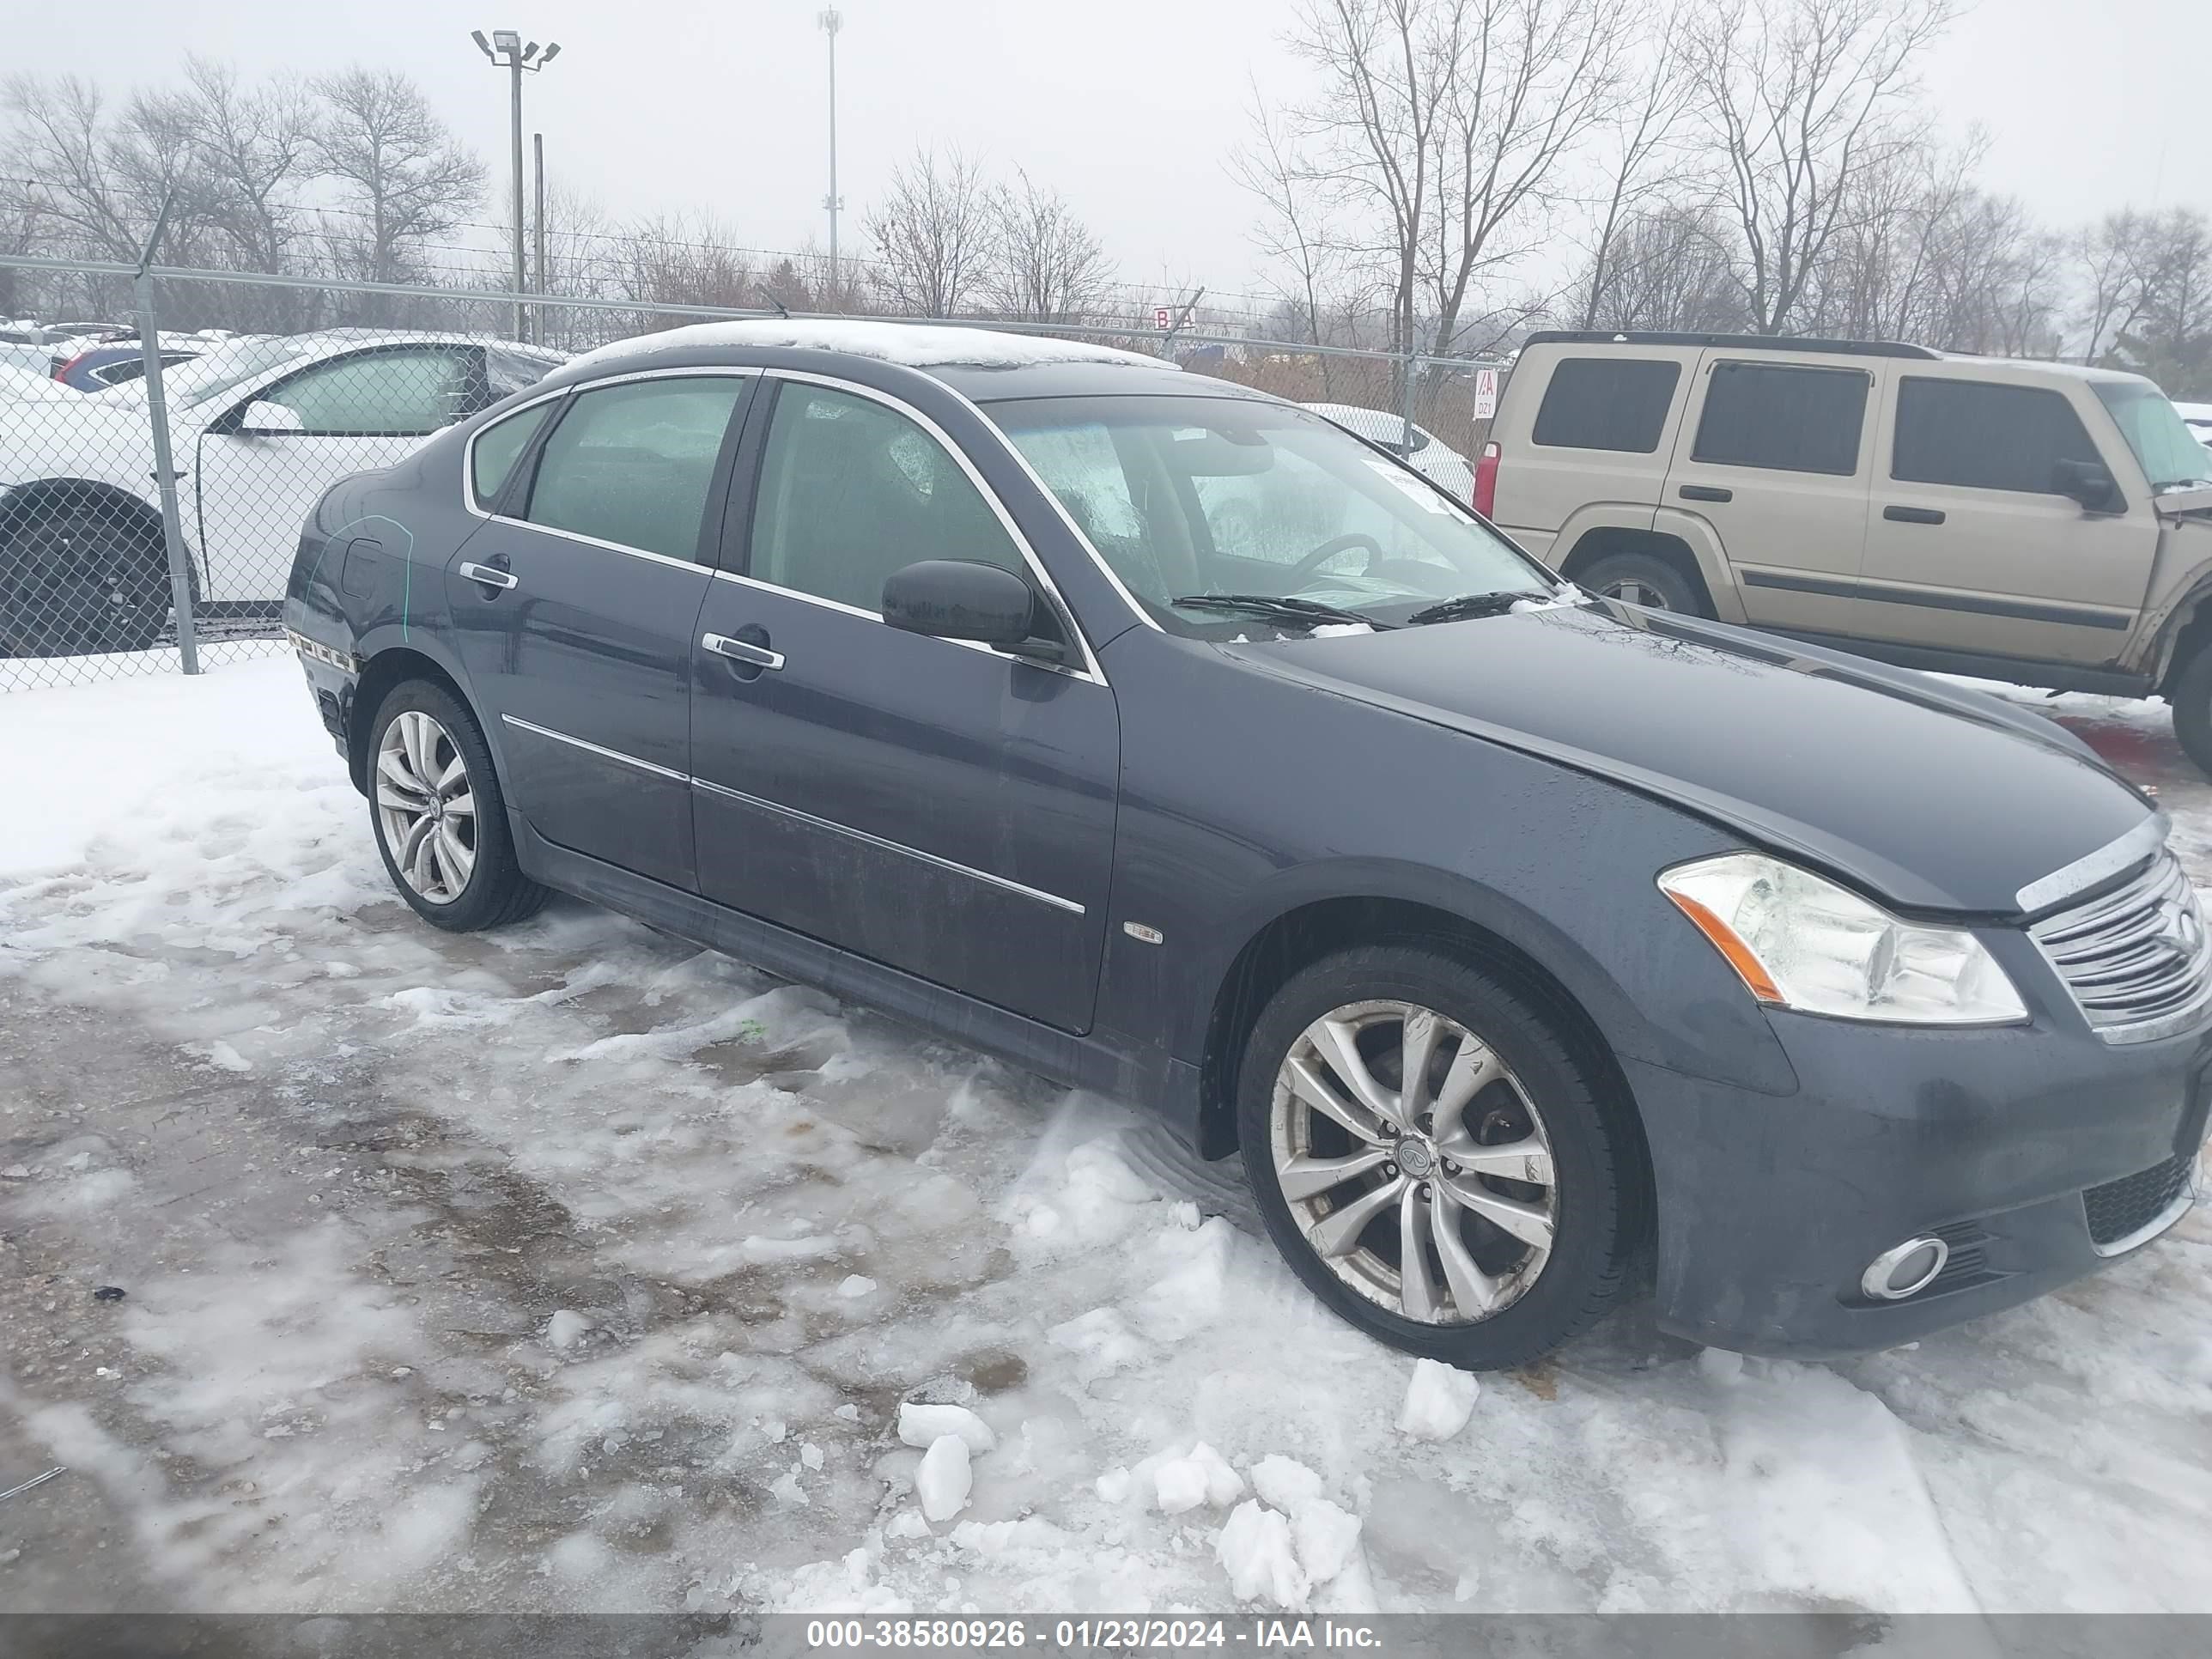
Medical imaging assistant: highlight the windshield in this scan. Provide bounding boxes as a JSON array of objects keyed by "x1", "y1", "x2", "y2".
[
  {"x1": 2094, "y1": 380, "x2": 2212, "y2": 491},
  {"x1": 986, "y1": 394, "x2": 1553, "y2": 636},
  {"x1": 138, "y1": 337, "x2": 318, "y2": 407}
]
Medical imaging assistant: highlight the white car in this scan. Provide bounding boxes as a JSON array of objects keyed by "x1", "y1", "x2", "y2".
[
  {"x1": 0, "y1": 331, "x2": 563, "y2": 655},
  {"x1": 1301, "y1": 401, "x2": 1477, "y2": 501},
  {"x1": 2173, "y1": 399, "x2": 2212, "y2": 459}
]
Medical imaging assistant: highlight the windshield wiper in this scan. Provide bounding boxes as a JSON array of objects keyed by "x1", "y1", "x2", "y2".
[
  {"x1": 1172, "y1": 593, "x2": 1390, "y2": 630},
  {"x1": 1402, "y1": 590, "x2": 1547, "y2": 626}
]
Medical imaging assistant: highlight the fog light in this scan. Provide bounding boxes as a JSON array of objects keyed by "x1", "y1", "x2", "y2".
[{"x1": 1861, "y1": 1236, "x2": 1949, "y2": 1301}]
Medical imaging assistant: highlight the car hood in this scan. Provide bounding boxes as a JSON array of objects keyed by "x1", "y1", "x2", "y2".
[{"x1": 1224, "y1": 601, "x2": 2153, "y2": 915}]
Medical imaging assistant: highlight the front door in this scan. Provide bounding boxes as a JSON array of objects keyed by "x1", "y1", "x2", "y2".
[
  {"x1": 1856, "y1": 373, "x2": 2159, "y2": 666},
  {"x1": 195, "y1": 344, "x2": 479, "y2": 606},
  {"x1": 1662, "y1": 355, "x2": 1880, "y2": 635},
  {"x1": 690, "y1": 378, "x2": 1120, "y2": 1034},
  {"x1": 448, "y1": 371, "x2": 755, "y2": 890}
]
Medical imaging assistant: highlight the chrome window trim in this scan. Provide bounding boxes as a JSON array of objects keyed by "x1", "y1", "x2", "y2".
[
  {"x1": 500, "y1": 714, "x2": 687, "y2": 783},
  {"x1": 750, "y1": 368, "x2": 1109, "y2": 684},
  {"x1": 460, "y1": 364, "x2": 762, "y2": 526},
  {"x1": 2017, "y1": 813, "x2": 2171, "y2": 915},
  {"x1": 690, "y1": 775, "x2": 1086, "y2": 915},
  {"x1": 924, "y1": 374, "x2": 1164, "y2": 635}
]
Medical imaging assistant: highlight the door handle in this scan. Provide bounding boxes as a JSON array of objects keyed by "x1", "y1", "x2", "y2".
[
  {"x1": 1883, "y1": 505, "x2": 1947, "y2": 525},
  {"x1": 1678, "y1": 484, "x2": 1733, "y2": 503},
  {"x1": 703, "y1": 631, "x2": 785, "y2": 672},
  {"x1": 458, "y1": 561, "x2": 518, "y2": 591}
]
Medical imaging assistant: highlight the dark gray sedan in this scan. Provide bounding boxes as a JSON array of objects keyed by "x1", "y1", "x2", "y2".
[{"x1": 283, "y1": 321, "x2": 2209, "y2": 1367}]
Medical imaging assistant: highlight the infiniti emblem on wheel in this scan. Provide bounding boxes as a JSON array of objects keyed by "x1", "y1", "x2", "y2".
[{"x1": 1396, "y1": 1139, "x2": 1436, "y2": 1178}]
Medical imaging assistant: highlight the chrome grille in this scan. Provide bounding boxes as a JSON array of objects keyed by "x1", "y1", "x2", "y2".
[{"x1": 2030, "y1": 850, "x2": 2212, "y2": 1044}]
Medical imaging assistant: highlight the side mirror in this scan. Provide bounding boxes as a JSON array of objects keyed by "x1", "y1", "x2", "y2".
[
  {"x1": 882, "y1": 559, "x2": 1063, "y2": 660},
  {"x1": 241, "y1": 399, "x2": 305, "y2": 434},
  {"x1": 2053, "y1": 458, "x2": 2120, "y2": 513}
]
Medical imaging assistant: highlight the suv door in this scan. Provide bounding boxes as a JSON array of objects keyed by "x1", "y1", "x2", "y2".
[
  {"x1": 194, "y1": 344, "x2": 480, "y2": 606},
  {"x1": 1662, "y1": 355, "x2": 1880, "y2": 635},
  {"x1": 689, "y1": 375, "x2": 1120, "y2": 1035},
  {"x1": 447, "y1": 370, "x2": 756, "y2": 891},
  {"x1": 1857, "y1": 373, "x2": 2159, "y2": 665}
]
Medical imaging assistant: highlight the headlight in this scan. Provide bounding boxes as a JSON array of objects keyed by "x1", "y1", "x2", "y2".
[{"x1": 1658, "y1": 852, "x2": 2027, "y2": 1026}]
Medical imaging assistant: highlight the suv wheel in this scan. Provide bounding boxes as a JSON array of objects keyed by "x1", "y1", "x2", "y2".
[
  {"x1": 0, "y1": 503, "x2": 171, "y2": 657},
  {"x1": 1575, "y1": 550, "x2": 1702, "y2": 615},
  {"x1": 1237, "y1": 946, "x2": 1642, "y2": 1368},
  {"x1": 2171, "y1": 647, "x2": 2212, "y2": 780},
  {"x1": 368, "y1": 680, "x2": 549, "y2": 932}
]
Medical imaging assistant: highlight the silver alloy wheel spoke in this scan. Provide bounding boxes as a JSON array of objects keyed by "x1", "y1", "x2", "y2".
[
  {"x1": 1430, "y1": 1186, "x2": 1500, "y2": 1316},
  {"x1": 1438, "y1": 1175, "x2": 1555, "y2": 1250},
  {"x1": 1306, "y1": 1176, "x2": 1407, "y2": 1258},
  {"x1": 1437, "y1": 1132, "x2": 1553, "y2": 1187},
  {"x1": 1271, "y1": 997, "x2": 1558, "y2": 1328},
  {"x1": 1397, "y1": 1183, "x2": 1442, "y2": 1321},
  {"x1": 1279, "y1": 1146, "x2": 1394, "y2": 1200}
]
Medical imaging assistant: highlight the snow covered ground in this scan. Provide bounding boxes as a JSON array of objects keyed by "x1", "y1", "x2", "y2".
[{"x1": 2, "y1": 658, "x2": 2209, "y2": 1615}]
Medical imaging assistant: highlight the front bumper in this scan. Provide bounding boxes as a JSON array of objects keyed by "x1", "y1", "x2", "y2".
[{"x1": 1634, "y1": 1007, "x2": 2211, "y2": 1358}]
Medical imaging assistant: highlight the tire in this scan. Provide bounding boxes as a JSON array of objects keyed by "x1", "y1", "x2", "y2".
[
  {"x1": 1574, "y1": 550, "x2": 1704, "y2": 616},
  {"x1": 2172, "y1": 645, "x2": 2212, "y2": 781},
  {"x1": 1236, "y1": 945, "x2": 1644, "y2": 1369},
  {"x1": 367, "y1": 680, "x2": 550, "y2": 933},
  {"x1": 0, "y1": 502, "x2": 171, "y2": 657}
]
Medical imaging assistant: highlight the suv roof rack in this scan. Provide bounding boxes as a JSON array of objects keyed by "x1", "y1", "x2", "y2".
[{"x1": 1520, "y1": 330, "x2": 1941, "y2": 362}]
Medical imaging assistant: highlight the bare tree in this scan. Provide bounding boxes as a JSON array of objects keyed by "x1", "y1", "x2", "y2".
[
  {"x1": 864, "y1": 147, "x2": 996, "y2": 318},
  {"x1": 0, "y1": 75, "x2": 211, "y2": 264},
  {"x1": 1570, "y1": 202, "x2": 1747, "y2": 331},
  {"x1": 1578, "y1": 15, "x2": 1694, "y2": 328},
  {"x1": 1687, "y1": 0, "x2": 1960, "y2": 334},
  {"x1": 623, "y1": 210, "x2": 756, "y2": 312},
  {"x1": 1265, "y1": 0, "x2": 1633, "y2": 361},
  {"x1": 982, "y1": 172, "x2": 1112, "y2": 323},
  {"x1": 313, "y1": 68, "x2": 483, "y2": 289},
  {"x1": 177, "y1": 58, "x2": 319, "y2": 276},
  {"x1": 2087, "y1": 209, "x2": 2212, "y2": 395},
  {"x1": 1233, "y1": 95, "x2": 1367, "y2": 349}
]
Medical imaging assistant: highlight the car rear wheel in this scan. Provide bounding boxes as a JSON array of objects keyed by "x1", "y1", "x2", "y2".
[
  {"x1": 0, "y1": 503, "x2": 171, "y2": 657},
  {"x1": 2170, "y1": 645, "x2": 2212, "y2": 781},
  {"x1": 1237, "y1": 945, "x2": 1643, "y2": 1368},
  {"x1": 368, "y1": 680, "x2": 549, "y2": 932},
  {"x1": 1574, "y1": 550, "x2": 1703, "y2": 615}
]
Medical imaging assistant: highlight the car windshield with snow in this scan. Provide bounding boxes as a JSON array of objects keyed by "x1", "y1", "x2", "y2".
[{"x1": 284, "y1": 319, "x2": 2209, "y2": 1369}]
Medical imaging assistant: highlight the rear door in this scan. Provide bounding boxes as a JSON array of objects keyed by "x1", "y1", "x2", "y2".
[
  {"x1": 194, "y1": 344, "x2": 478, "y2": 606},
  {"x1": 1489, "y1": 351, "x2": 1690, "y2": 562},
  {"x1": 1858, "y1": 372, "x2": 2158, "y2": 665},
  {"x1": 1662, "y1": 355, "x2": 1881, "y2": 635},
  {"x1": 448, "y1": 370, "x2": 755, "y2": 890},
  {"x1": 689, "y1": 374, "x2": 1120, "y2": 1035}
]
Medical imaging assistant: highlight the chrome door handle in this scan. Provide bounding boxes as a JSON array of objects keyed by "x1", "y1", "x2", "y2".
[
  {"x1": 703, "y1": 632, "x2": 784, "y2": 671},
  {"x1": 458, "y1": 561, "x2": 518, "y2": 591}
]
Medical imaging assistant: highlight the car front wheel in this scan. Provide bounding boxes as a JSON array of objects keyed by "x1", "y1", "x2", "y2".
[
  {"x1": 368, "y1": 680, "x2": 549, "y2": 932},
  {"x1": 1237, "y1": 945, "x2": 1644, "y2": 1369}
]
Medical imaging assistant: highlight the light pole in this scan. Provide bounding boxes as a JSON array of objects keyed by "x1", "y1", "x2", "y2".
[
  {"x1": 471, "y1": 29, "x2": 561, "y2": 340},
  {"x1": 818, "y1": 8, "x2": 843, "y2": 295}
]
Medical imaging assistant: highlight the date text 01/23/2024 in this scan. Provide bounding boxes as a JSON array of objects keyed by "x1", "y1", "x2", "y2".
[{"x1": 802, "y1": 1619, "x2": 1386, "y2": 1650}]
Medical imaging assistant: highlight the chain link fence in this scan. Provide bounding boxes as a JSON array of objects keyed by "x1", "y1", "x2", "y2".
[{"x1": 0, "y1": 254, "x2": 1505, "y2": 693}]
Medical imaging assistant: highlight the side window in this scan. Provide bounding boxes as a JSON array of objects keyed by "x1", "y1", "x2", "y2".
[
  {"x1": 525, "y1": 377, "x2": 746, "y2": 562},
  {"x1": 1530, "y1": 357, "x2": 1681, "y2": 453},
  {"x1": 1893, "y1": 378, "x2": 2102, "y2": 495},
  {"x1": 750, "y1": 383, "x2": 1024, "y2": 613},
  {"x1": 471, "y1": 400, "x2": 557, "y2": 510},
  {"x1": 1692, "y1": 362, "x2": 1869, "y2": 476},
  {"x1": 258, "y1": 348, "x2": 472, "y2": 435}
]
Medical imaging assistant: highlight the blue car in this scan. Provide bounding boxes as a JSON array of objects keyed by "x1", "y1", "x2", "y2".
[
  {"x1": 52, "y1": 342, "x2": 198, "y2": 392},
  {"x1": 283, "y1": 320, "x2": 2208, "y2": 1367}
]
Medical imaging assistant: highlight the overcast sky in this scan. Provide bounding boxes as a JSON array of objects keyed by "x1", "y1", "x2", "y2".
[{"x1": 30, "y1": 0, "x2": 2212, "y2": 303}]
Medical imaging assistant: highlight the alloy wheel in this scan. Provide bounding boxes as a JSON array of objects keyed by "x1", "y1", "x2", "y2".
[
  {"x1": 375, "y1": 710, "x2": 477, "y2": 904},
  {"x1": 1269, "y1": 999, "x2": 1558, "y2": 1324},
  {"x1": 1602, "y1": 577, "x2": 1673, "y2": 610}
]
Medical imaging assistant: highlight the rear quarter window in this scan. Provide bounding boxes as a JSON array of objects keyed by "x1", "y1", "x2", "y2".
[
  {"x1": 1529, "y1": 357, "x2": 1680, "y2": 452},
  {"x1": 1692, "y1": 361, "x2": 1869, "y2": 476}
]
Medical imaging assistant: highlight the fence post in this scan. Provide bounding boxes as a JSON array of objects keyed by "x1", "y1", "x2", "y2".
[
  {"x1": 131, "y1": 264, "x2": 199, "y2": 675},
  {"x1": 1400, "y1": 349, "x2": 1419, "y2": 454}
]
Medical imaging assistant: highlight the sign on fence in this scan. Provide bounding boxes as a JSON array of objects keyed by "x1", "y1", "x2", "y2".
[{"x1": 1474, "y1": 368, "x2": 1500, "y2": 422}]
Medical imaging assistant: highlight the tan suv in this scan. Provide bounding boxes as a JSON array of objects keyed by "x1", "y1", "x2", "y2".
[{"x1": 1480, "y1": 331, "x2": 2212, "y2": 774}]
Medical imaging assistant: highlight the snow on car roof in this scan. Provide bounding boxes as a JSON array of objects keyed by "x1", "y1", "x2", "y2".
[{"x1": 577, "y1": 319, "x2": 1177, "y2": 374}]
